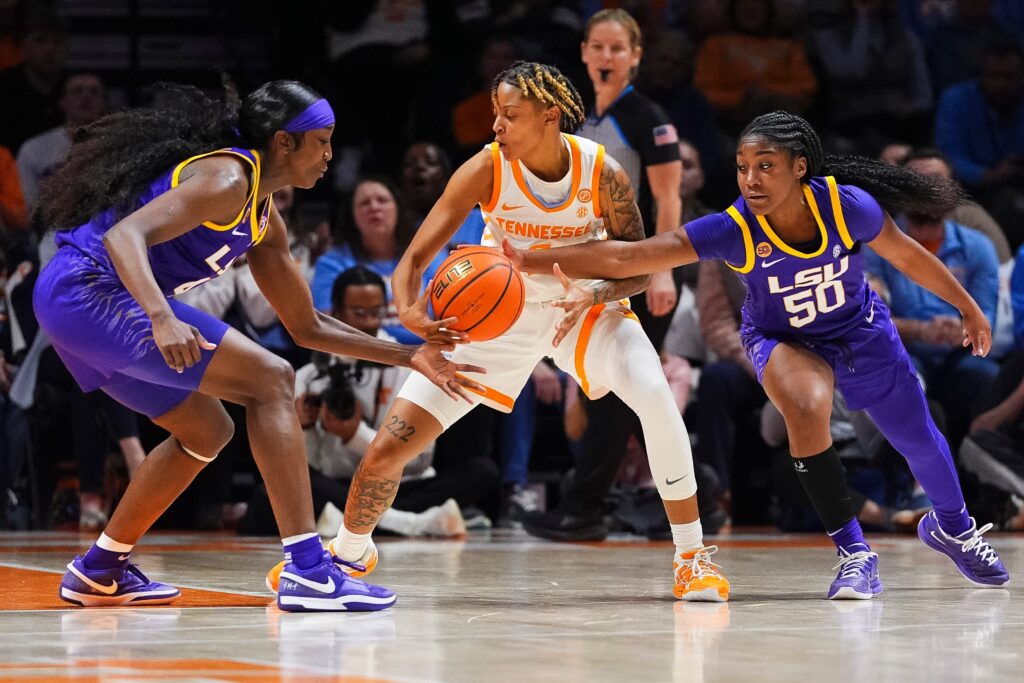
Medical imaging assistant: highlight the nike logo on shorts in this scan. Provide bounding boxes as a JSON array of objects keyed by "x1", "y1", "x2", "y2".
[
  {"x1": 665, "y1": 475, "x2": 689, "y2": 486},
  {"x1": 866, "y1": 300, "x2": 875, "y2": 323}
]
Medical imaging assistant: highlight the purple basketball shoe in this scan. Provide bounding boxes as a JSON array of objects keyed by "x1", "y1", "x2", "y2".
[
  {"x1": 277, "y1": 553, "x2": 397, "y2": 612},
  {"x1": 59, "y1": 556, "x2": 181, "y2": 607},
  {"x1": 917, "y1": 511, "x2": 1009, "y2": 587},
  {"x1": 828, "y1": 544, "x2": 883, "y2": 600}
]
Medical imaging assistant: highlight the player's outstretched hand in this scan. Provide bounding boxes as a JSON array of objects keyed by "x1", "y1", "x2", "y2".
[
  {"x1": 960, "y1": 305, "x2": 991, "y2": 357},
  {"x1": 151, "y1": 312, "x2": 217, "y2": 373},
  {"x1": 401, "y1": 290, "x2": 470, "y2": 345},
  {"x1": 410, "y1": 344, "x2": 487, "y2": 403},
  {"x1": 549, "y1": 263, "x2": 593, "y2": 348}
]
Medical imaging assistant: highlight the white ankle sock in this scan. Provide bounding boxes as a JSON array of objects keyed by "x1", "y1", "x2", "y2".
[
  {"x1": 96, "y1": 533, "x2": 134, "y2": 553},
  {"x1": 672, "y1": 520, "x2": 704, "y2": 555},
  {"x1": 335, "y1": 527, "x2": 372, "y2": 561}
]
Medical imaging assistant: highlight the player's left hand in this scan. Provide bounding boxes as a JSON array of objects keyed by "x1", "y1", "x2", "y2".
[
  {"x1": 960, "y1": 305, "x2": 991, "y2": 356},
  {"x1": 409, "y1": 344, "x2": 487, "y2": 403},
  {"x1": 549, "y1": 263, "x2": 593, "y2": 348},
  {"x1": 646, "y1": 270, "x2": 677, "y2": 317}
]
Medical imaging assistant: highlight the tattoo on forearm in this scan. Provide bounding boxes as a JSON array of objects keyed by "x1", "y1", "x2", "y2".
[
  {"x1": 599, "y1": 162, "x2": 645, "y2": 242},
  {"x1": 345, "y1": 458, "x2": 399, "y2": 529},
  {"x1": 591, "y1": 275, "x2": 650, "y2": 304},
  {"x1": 384, "y1": 414, "x2": 415, "y2": 442}
]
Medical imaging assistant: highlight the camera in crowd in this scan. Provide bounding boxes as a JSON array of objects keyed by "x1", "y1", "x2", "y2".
[{"x1": 305, "y1": 351, "x2": 358, "y2": 421}]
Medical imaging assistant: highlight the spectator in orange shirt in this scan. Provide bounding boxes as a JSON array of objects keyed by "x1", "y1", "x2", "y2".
[
  {"x1": 0, "y1": 144, "x2": 26, "y2": 233},
  {"x1": 451, "y1": 35, "x2": 519, "y2": 159},
  {"x1": 693, "y1": 0, "x2": 817, "y2": 131},
  {"x1": 0, "y1": 0, "x2": 20, "y2": 71}
]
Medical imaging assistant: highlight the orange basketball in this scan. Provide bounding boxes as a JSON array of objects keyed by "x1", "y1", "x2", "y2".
[{"x1": 429, "y1": 247, "x2": 525, "y2": 342}]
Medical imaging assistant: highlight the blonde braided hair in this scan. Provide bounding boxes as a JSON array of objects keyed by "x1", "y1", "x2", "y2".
[{"x1": 493, "y1": 61, "x2": 585, "y2": 132}]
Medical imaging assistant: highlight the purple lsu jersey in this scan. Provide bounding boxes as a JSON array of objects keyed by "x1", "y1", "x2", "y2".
[
  {"x1": 33, "y1": 147, "x2": 269, "y2": 415},
  {"x1": 686, "y1": 176, "x2": 886, "y2": 341},
  {"x1": 55, "y1": 147, "x2": 272, "y2": 296}
]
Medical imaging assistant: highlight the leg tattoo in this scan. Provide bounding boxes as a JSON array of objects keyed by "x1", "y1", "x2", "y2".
[{"x1": 345, "y1": 458, "x2": 400, "y2": 531}]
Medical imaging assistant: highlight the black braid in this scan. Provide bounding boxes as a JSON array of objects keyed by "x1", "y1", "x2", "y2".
[
  {"x1": 740, "y1": 111, "x2": 964, "y2": 218},
  {"x1": 492, "y1": 61, "x2": 586, "y2": 132}
]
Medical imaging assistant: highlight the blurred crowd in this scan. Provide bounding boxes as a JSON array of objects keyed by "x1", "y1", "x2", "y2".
[{"x1": 1, "y1": 0, "x2": 1023, "y2": 541}]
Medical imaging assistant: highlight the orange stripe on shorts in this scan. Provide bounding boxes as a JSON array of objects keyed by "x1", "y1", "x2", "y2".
[{"x1": 574, "y1": 304, "x2": 605, "y2": 397}]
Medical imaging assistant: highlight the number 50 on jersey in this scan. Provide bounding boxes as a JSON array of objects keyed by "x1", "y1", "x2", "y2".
[{"x1": 768, "y1": 256, "x2": 849, "y2": 329}]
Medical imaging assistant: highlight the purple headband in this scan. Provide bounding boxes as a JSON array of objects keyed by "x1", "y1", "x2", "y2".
[{"x1": 282, "y1": 98, "x2": 335, "y2": 132}]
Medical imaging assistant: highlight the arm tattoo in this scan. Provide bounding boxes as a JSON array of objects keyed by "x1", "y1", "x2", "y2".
[
  {"x1": 344, "y1": 458, "x2": 400, "y2": 530},
  {"x1": 591, "y1": 276, "x2": 649, "y2": 304},
  {"x1": 599, "y1": 162, "x2": 646, "y2": 242},
  {"x1": 591, "y1": 161, "x2": 650, "y2": 303}
]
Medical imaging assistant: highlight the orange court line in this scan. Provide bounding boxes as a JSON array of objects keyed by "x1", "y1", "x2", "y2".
[
  {"x1": 0, "y1": 541, "x2": 278, "y2": 554},
  {"x1": 0, "y1": 565, "x2": 271, "y2": 611},
  {"x1": 0, "y1": 659, "x2": 393, "y2": 682}
]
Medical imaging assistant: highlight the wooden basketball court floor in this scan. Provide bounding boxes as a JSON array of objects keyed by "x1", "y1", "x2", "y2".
[{"x1": 0, "y1": 529, "x2": 1020, "y2": 682}]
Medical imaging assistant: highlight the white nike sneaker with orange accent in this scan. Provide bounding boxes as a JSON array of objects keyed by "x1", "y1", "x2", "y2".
[
  {"x1": 266, "y1": 538, "x2": 378, "y2": 594},
  {"x1": 674, "y1": 545, "x2": 730, "y2": 602}
]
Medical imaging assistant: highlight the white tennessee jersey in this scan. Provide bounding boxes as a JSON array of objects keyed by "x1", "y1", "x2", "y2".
[{"x1": 479, "y1": 133, "x2": 608, "y2": 303}]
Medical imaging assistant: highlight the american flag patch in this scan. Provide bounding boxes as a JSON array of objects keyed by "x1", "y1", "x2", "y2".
[{"x1": 652, "y1": 124, "x2": 678, "y2": 146}]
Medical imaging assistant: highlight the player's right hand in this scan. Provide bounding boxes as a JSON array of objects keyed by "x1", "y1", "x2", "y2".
[
  {"x1": 151, "y1": 312, "x2": 217, "y2": 373},
  {"x1": 400, "y1": 290, "x2": 470, "y2": 345}
]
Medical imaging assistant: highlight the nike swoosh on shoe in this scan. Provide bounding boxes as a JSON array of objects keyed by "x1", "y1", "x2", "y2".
[
  {"x1": 279, "y1": 571, "x2": 336, "y2": 593},
  {"x1": 67, "y1": 562, "x2": 118, "y2": 595}
]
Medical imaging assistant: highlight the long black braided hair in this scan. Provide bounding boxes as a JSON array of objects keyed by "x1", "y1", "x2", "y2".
[
  {"x1": 739, "y1": 111, "x2": 965, "y2": 218},
  {"x1": 38, "y1": 78, "x2": 324, "y2": 232}
]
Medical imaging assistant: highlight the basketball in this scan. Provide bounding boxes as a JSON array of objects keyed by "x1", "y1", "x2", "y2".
[{"x1": 429, "y1": 247, "x2": 525, "y2": 342}]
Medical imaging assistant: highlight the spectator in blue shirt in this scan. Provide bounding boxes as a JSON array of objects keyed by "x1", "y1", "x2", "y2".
[
  {"x1": 311, "y1": 176, "x2": 435, "y2": 344},
  {"x1": 866, "y1": 191, "x2": 1000, "y2": 448},
  {"x1": 1009, "y1": 244, "x2": 1024, "y2": 346},
  {"x1": 934, "y1": 38, "x2": 1024, "y2": 247}
]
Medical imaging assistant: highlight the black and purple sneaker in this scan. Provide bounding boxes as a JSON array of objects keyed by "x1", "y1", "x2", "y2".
[
  {"x1": 59, "y1": 556, "x2": 181, "y2": 607},
  {"x1": 917, "y1": 511, "x2": 1009, "y2": 587}
]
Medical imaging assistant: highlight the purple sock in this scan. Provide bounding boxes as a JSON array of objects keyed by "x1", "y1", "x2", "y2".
[
  {"x1": 935, "y1": 505, "x2": 972, "y2": 537},
  {"x1": 83, "y1": 544, "x2": 128, "y2": 570},
  {"x1": 283, "y1": 533, "x2": 324, "y2": 570},
  {"x1": 827, "y1": 518, "x2": 868, "y2": 553}
]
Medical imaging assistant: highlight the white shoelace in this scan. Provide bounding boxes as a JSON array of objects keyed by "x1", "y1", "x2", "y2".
[
  {"x1": 677, "y1": 545, "x2": 722, "y2": 579},
  {"x1": 831, "y1": 549, "x2": 877, "y2": 579},
  {"x1": 956, "y1": 523, "x2": 1000, "y2": 566}
]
